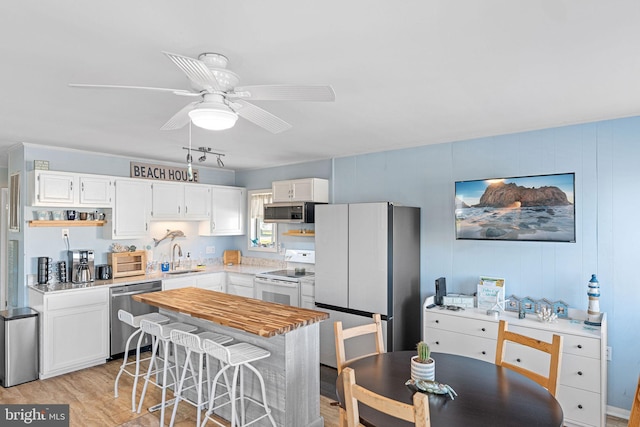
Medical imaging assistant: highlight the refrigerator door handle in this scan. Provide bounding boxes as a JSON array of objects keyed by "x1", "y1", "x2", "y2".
[{"x1": 314, "y1": 302, "x2": 389, "y2": 321}]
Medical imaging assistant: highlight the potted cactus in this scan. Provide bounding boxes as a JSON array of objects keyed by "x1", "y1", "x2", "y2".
[{"x1": 410, "y1": 341, "x2": 435, "y2": 381}]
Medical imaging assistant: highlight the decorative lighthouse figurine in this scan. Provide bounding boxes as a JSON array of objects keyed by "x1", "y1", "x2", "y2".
[{"x1": 585, "y1": 274, "x2": 602, "y2": 326}]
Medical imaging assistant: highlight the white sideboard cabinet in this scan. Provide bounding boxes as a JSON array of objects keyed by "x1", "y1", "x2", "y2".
[{"x1": 423, "y1": 303, "x2": 607, "y2": 427}]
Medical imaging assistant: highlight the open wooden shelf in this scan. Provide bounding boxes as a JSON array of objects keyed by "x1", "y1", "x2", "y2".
[
  {"x1": 29, "y1": 220, "x2": 107, "y2": 227},
  {"x1": 282, "y1": 230, "x2": 315, "y2": 237}
]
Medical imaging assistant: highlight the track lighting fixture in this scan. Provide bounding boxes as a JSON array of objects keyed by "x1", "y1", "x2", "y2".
[{"x1": 182, "y1": 145, "x2": 226, "y2": 168}]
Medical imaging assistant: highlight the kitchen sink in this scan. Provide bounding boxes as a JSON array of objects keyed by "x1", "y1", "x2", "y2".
[{"x1": 165, "y1": 269, "x2": 204, "y2": 275}]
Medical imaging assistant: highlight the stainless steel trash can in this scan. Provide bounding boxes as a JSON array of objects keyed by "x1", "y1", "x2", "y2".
[{"x1": 0, "y1": 307, "x2": 39, "y2": 387}]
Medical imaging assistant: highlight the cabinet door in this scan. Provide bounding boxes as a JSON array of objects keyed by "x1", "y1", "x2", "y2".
[
  {"x1": 196, "y1": 273, "x2": 225, "y2": 292},
  {"x1": 35, "y1": 171, "x2": 77, "y2": 205},
  {"x1": 184, "y1": 184, "x2": 211, "y2": 220},
  {"x1": 79, "y1": 175, "x2": 112, "y2": 207},
  {"x1": 151, "y1": 182, "x2": 183, "y2": 219},
  {"x1": 272, "y1": 181, "x2": 292, "y2": 202},
  {"x1": 290, "y1": 179, "x2": 314, "y2": 201},
  {"x1": 207, "y1": 186, "x2": 245, "y2": 236},
  {"x1": 109, "y1": 179, "x2": 151, "y2": 239}
]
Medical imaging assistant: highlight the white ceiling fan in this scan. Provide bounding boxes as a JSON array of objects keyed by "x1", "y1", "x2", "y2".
[{"x1": 69, "y1": 52, "x2": 335, "y2": 133}]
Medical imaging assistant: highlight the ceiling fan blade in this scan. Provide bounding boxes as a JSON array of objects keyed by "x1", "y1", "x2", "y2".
[
  {"x1": 68, "y1": 83, "x2": 199, "y2": 97},
  {"x1": 233, "y1": 85, "x2": 335, "y2": 102},
  {"x1": 160, "y1": 101, "x2": 199, "y2": 130},
  {"x1": 162, "y1": 51, "x2": 221, "y2": 93},
  {"x1": 232, "y1": 99, "x2": 292, "y2": 134}
]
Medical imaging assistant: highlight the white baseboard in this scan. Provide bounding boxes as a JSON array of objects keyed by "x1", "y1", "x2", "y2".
[{"x1": 607, "y1": 404, "x2": 630, "y2": 421}]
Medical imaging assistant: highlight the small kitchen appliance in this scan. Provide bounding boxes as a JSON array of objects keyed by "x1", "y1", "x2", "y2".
[
  {"x1": 96, "y1": 264, "x2": 112, "y2": 280},
  {"x1": 68, "y1": 250, "x2": 95, "y2": 283}
]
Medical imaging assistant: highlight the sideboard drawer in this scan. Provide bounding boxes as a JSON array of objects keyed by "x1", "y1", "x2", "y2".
[
  {"x1": 424, "y1": 311, "x2": 498, "y2": 340},
  {"x1": 563, "y1": 335, "x2": 601, "y2": 360},
  {"x1": 424, "y1": 328, "x2": 496, "y2": 363},
  {"x1": 560, "y1": 353, "x2": 601, "y2": 393},
  {"x1": 557, "y1": 385, "x2": 601, "y2": 427}
]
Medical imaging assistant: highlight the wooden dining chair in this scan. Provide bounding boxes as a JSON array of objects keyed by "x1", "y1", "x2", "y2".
[
  {"x1": 334, "y1": 313, "x2": 385, "y2": 427},
  {"x1": 495, "y1": 319, "x2": 563, "y2": 397},
  {"x1": 342, "y1": 367, "x2": 430, "y2": 427},
  {"x1": 629, "y1": 375, "x2": 640, "y2": 427},
  {"x1": 334, "y1": 313, "x2": 385, "y2": 375}
]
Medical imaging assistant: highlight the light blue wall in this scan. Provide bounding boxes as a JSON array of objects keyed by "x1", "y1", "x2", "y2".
[{"x1": 238, "y1": 116, "x2": 640, "y2": 412}]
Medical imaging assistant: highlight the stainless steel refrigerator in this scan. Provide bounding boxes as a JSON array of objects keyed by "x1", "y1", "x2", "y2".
[{"x1": 314, "y1": 202, "x2": 421, "y2": 368}]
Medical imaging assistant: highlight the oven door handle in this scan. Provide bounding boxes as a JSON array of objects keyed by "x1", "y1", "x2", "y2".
[{"x1": 255, "y1": 279, "x2": 297, "y2": 287}]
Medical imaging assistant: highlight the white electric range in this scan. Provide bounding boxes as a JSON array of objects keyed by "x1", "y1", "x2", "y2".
[{"x1": 254, "y1": 250, "x2": 315, "y2": 307}]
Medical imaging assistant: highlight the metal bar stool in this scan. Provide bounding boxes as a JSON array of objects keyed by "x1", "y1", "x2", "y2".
[
  {"x1": 201, "y1": 339, "x2": 277, "y2": 427},
  {"x1": 168, "y1": 330, "x2": 233, "y2": 427},
  {"x1": 114, "y1": 310, "x2": 171, "y2": 412},
  {"x1": 136, "y1": 319, "x2": 198, "y2": 427}
]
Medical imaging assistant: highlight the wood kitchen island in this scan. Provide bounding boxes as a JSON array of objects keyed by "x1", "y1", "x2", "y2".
[{"x1": 132, "y1": 287, "x2": 329, "y2": 427}]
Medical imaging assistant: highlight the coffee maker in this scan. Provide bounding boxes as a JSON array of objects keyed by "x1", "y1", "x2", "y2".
[{"x1": 68, "y1": 250, "x2": 95, "y2": 283}]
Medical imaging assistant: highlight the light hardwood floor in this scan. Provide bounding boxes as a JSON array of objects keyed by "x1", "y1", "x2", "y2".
[{"x1": 0, "y1": 356, "x2": 625, "y2": 426}]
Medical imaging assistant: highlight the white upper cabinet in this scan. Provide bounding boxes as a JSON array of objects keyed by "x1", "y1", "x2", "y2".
[
  {"x1": 272, "y1": 178, "x2": 328, "y2": 202},
  {"x1": 104, "y1": 178, "x2": 151, "y2": 239},
  {"x1": 151, "y1": 182, "x2": 211, "y2": 221},
  {"x1": 183, "y1": 183, "x2": 211, "y2": 220},
  {"x1": 78, "y1": 175, "x2": 112, "y2": 207},
  {"x1": 30, "y1": 171, "x2": 112, "y2": 207},
  {"x1": 199, "y1": 185, "x2": 246, "y2": 236}
]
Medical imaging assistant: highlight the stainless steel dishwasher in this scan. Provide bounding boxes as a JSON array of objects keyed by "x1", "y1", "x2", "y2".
[{"x1": 109, "y1": 281, "x2": 162, "y2": 358}]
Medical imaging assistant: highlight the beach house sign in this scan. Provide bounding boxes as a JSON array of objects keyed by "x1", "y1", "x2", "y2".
[{"x1": 130, "y1": 162, "x2": 199, "y2": 183}]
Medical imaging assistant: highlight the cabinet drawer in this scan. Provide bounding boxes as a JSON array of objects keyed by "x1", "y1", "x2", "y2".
[
  {"x1": 424, "y1": 328, "x2": 496, "y2": 363},
  {"x1": 557, "y1": 385, "x2": 601, "y2": 427},
  {"x1": 424, "y1": 311, "x2": 498, "y2": 340},
  {"x1": 46, "y1": 288, "x2": 107, "y2": 310},
  {"x1": 510, "y1": 325, "x2": 601, "y2": 359},
  {"x1": 560, "y1": 353, "x2": 601, "y2": 392}
]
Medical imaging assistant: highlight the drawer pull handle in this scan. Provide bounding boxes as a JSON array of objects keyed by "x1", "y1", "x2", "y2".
[
  {"x1": 577, "y1": 344, "x2": 582, "y2": 349},
  {"x1": 435, "y1": 341, "x2": 440, "y2": 345},
  {"x1": 481, "y1": 327, "x2": 486, "y2": 332},
  {"x1": 435, "y1": 320, "x2": 439, "y2": 323},
  {"x1": 578, "y1": 404, "x2": 583, "y2": 410},
  {"x1": 481, "y1": 351, "x2": 486, "y2": 355},
  {"x1": 516, "y1": 358, "x2": 521, "y2": 363},
  {"x1": 578, "y1": 371, "x2": 583, "y2": 376}
]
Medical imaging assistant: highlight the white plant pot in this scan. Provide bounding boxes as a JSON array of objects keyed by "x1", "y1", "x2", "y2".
[{"x1": 411, "y1": 356, "x2": 435, "y2": 381}]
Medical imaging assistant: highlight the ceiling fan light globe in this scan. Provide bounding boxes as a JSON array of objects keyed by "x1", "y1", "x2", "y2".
[{"x1": 188, "y1": 108, "x2": 238, "y2": 131}]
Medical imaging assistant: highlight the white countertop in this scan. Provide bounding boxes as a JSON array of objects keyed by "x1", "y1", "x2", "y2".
[{"x1": 29, "y1": 264, "x2": 270, "y2": 294}]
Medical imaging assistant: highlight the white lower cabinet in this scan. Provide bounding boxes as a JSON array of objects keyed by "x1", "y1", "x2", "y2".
[
  {"x1": 423, "y1": 304, "x2": 607, "y2": 427},
  {"x1": 162, "y1": 272, "x2": 225, "y2": 292},
  {"x1": 29, "y1": 287, "x2": 109, "y2": 379},
  {"x1": 300, "y1": 277, "x2": 316, "y2": 309},
  {"x1": 226, "y1": 273, "x2": 254, "y2": 298},
  {"x1": 196, "y1": 272, "x2": 226, "y2": 292}
]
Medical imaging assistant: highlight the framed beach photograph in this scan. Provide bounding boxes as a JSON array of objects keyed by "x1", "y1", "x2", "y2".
[{"x1": 455, "y1": 173, "x2": 575, "y2": 242}]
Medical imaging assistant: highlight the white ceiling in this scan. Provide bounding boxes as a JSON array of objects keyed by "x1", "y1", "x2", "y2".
[{"x1": 1, "y1": 1, "x2": 639, "y2": 171}]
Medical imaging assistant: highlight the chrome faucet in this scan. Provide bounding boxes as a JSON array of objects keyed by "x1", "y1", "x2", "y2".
[{"x1": 171, "y1": 243, "x2": 183, "y2": 270}]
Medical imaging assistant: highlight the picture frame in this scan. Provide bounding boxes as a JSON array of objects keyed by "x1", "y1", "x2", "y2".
[{"x1": 455, "y1": 173, "x2": 575, "y2": 242}]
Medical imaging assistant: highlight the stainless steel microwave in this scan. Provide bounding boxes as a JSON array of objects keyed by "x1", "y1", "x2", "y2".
[{"x1": 263, "y1": 202, "x2": 323, "y2": 223}]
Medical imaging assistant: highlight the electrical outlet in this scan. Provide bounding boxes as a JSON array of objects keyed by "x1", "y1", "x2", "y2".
[
  {"x1": 61, "y1": 229, "x2": 69, "y2": 239},
  {"x1": 206, "y1": 246, "x2": 215, "y2": 254},
  {"x1": 606, "y1": 346, "x2": 612, "y2": 361}
]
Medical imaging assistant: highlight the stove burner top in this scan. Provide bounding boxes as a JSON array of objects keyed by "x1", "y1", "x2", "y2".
[{"x1": 260, "y1": 269, "x2": 315, "y2": 278}]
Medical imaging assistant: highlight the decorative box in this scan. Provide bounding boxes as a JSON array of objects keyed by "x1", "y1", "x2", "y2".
[{"x1": 442, "y1": 294, "x2": 475, "y2": 309}]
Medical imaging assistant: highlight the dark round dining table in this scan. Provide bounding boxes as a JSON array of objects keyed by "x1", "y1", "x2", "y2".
[{"x1": 336, "y1": 351, "x2": 564, "y2": 427}]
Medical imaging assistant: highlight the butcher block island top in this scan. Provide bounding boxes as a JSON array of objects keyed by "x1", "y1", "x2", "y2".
[{"x1": 132, "y1": 286, "x2": 329, "y2": 337}]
